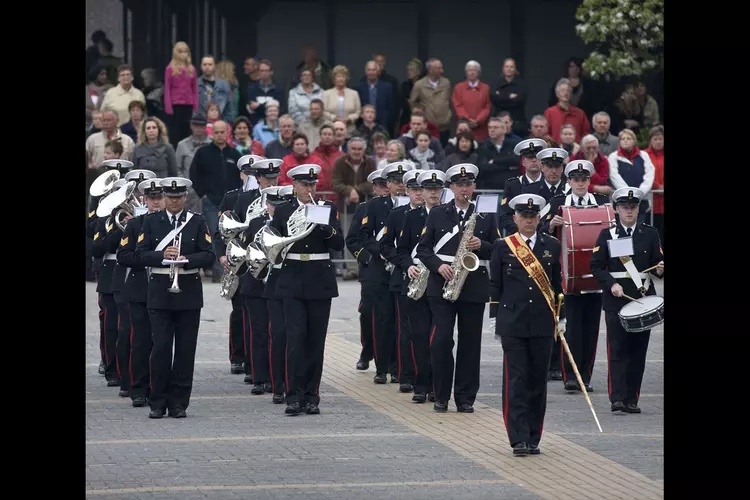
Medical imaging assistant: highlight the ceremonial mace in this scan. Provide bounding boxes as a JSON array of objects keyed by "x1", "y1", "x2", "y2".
[{"x1": 556, "y1": 293, "x2": 603, "y2": 433}]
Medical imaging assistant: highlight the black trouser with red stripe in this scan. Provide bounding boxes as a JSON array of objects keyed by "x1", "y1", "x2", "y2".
[
  {"x1": 500, "y1": 335, "x2": 554, "y2": 447},
  {"x1": 394, "y1": 293, "x2": 415, "y2": 384},
  {"x1": 283, "y1": 298, "x2": 331, "y2": 406},
  {"x1": 407, "y1": 296, "x2": 432, "y2": 394},
  {"x1": 114, "y1": 292, "x2": 132, "y2": 392},
  {"x1": 428, "y1": 298, "x2": 485, "y2": 406},
  {"x1": 242, "y1": 295, "x2": 270, "y2": 385},
  {"x1": 366, "y1": 283, "x2": 394, "y2": 376},
  {"x1": 128, "y1": 301, "x2": 152, "y2": 400},
  {"x1": 267, "y1": 298, "x2": 286, "y2": 395},
  {"x1": 605, "y1": 312, "x2": 651, "y2": 405},
  {"x1": 100, "y1": 293, "x2": 119, "y2": 381},
  {"x1": 561, "y1": 293, "x2": 602, "y2": 386},
  {"x1": 98, "y1": 292, "x2": 105, "y2": 365},
  {"x1": 229, "y1": 294, "x2": 245, "y2": 365},
  {"x1": 358, "y1": 283, "x2": 374, "y2": 362}
]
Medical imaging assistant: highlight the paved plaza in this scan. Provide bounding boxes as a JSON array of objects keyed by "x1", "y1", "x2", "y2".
[{"x1": 86, "y1": 279, "x2": 664, "y2": 499}]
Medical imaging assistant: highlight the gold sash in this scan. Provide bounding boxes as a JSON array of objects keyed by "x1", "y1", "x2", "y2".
[{"x1": 505, "y1": 233, "x2": 557, "y2": 319}]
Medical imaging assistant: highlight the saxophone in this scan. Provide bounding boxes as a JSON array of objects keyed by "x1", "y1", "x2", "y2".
[
  {"x1": 406, "y1": 260, "x2": 429, "y2": 300},
  {"x1": 442, "y1": 205, "x2": 480, "y2": 302}
]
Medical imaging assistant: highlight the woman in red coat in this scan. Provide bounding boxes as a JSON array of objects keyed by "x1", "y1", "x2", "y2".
[
  {"x1": 309, "y1": 124, "x2": 342, "y2": 203},
  {"x1": 645, "y1": 126, "x2": 664, "y2": 243},
  {"x1": 279, "y1": 133, "x2": 334, "y2": 203}
]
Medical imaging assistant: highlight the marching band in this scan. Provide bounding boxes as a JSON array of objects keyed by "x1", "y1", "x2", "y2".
[{"x1": 87, "y1": 146, "x2": 664, "y2": 454}]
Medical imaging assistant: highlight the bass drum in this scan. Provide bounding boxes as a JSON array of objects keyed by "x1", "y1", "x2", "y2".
[{"x1": 559, "y1": 204, "x2": 615, "y2": 294}]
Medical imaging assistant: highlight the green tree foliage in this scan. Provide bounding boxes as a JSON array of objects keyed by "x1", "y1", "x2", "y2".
[{"x1": 575, "y1": 0, "x2": 664, "y2": 80}]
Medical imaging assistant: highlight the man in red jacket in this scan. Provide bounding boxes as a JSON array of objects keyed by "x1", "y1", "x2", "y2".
[
  {"x1": 451, "y1": 60, "x2": 491, "y2": 142},
  {"x1": 544, "y1": 78, "x2": 590, "y2": 144}
]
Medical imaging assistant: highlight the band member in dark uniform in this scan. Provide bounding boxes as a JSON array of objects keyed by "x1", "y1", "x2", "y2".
[
  {"x1": 535, "y1": 147, "x2": 571, "y2": 381},
  {"x1": 116, "y1": 178, "x2": 165, "y2": 407},
  {"x1": 590, "y1": 187, "x2": 664, "y2": 414},
  {"x1": 499, "y1": 139, "x2": 548, "y2": 237},
  {"x1": 233, "y1": 161, "x2": 282, "y2": 395},
  {"x1": 348, "y1": 170, "x2": 390, "y2": 371},
  {"x1": 542, "y1": 160, "x2": 609, "y2": 392},
  {"x1": 92, "y1": 178, "x2": 130, "y2": 387},
  {"x1": 90, "y1": 159, "x2": 133, "y2": 375},
  {"x1": 489, "y1": 194, "x2": 562, "y2": 456},
  {"x1": 416, "y1": 163, "x2": 498, "y2": 413},
  {"x1": 217, "y1": 154, "x2": 265, "y2": 375},
  {"x1": 134, "y1": 177, "x2": 216, "y2": 419},
  {"x1": 269, "y1": 164, "x2": 344, "y2": 415},
  {"x1": 380, "y1": 168, "x2": 422, "y2": 393},
  {"x1": 111, "y1": 169, "x2": 156, "y2": 397},
  {"x1": 359, "y1": 162, "x2": 413, "y2": 384},
  {"x1": 398, "y1": 169, "x2": 446, "y2": 403},
  {"x1": 264, "y1": 184, "x2": 294, "y2": 404}
]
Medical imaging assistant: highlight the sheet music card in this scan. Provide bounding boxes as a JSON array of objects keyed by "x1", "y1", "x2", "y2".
[
  {"x1": 306, "y1": 204, "x2": 331, "y2": 225},
  {"x1": 607, "y1": 236, "x2": 634, "y2": 258},
  {"x1": 476, "y1": 194, "x2": 499, "y2": 214},
  {"x1": 395, "y1": 196, "x2": 410, "y2": 208}
]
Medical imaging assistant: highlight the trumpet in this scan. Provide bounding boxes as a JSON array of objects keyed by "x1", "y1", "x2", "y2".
[{"x1": 168, "y1": 232, "x2": 183, "y2": 294}]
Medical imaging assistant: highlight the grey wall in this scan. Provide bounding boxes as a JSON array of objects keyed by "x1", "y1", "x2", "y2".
[{"x1": 85, "y1": 0, "x2": 124, "y2": 57}]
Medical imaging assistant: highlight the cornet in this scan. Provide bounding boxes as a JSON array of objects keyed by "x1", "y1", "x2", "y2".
[{"x1": 168, "y1": 232, "x2": 183, "y2": 294}]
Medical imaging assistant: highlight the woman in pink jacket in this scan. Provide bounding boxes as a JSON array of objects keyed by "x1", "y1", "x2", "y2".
[{"x1": 164, "y1": 41, "x2": 198, "y2": 147}]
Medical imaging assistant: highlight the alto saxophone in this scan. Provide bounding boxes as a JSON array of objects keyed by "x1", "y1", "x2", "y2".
[
  {"x1": 406, "y1": 260, "x2": 429, "y2": 300},
  {"x1": 442, "y1": 206, "x2": 480, "y2": 302}
]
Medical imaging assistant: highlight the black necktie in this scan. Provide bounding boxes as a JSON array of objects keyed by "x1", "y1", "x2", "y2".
[
  {"x1": 458, "y1": 210, "x2": 464, "y2": 220},
  {"x1": 627, "y1": 227, "x2": 632, "y2": 237},
  {"x1": 549, "y1": 186, "x2": 556, "y2": 195},
  {"x1": 171, "y1": 215, "x2": 177, "y2": 226},
  {"x1": 526, "y1": 238, "x2": 533, "y2": 249},
  {"x1": 577, "y1": 197, "x2": 583, "y2": 206}
]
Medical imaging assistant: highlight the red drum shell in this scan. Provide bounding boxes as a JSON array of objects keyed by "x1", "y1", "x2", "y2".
[{"x1": 559, "y1": 204, "x2": 615, "y2": 294}]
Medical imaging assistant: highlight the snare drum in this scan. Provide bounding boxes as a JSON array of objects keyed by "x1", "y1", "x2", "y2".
[
  {"x1": 559, "y1": 204, "x2": 615, "y2": 294},
  {"x1": 618, "y1": 296, "x2": 665, "y2": 333}
]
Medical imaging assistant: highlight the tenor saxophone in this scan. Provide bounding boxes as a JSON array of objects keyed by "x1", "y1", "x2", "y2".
[
  {"x1": 442, "y1": 208, "x2": 480, "y2": 302},
  {"x1": 406, "y1": 260, "x2": 429, "y2": 300}
]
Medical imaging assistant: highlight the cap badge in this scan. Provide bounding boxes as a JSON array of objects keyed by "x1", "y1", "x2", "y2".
[
  {"x1": 551, "y1": 152, "x2": 557, "y2": 160},
  {"x1": 431, "y1": 173, "x2": 437, "y2": 182},
  {"x1": 150, "y1": 181, "x2": 157, "y2": 189},
  {"x1": 116, "y1": 162, "x2": 121, "y2": 168},
  {"x1": 397, "y1": 164, "x2": 403, "y2": 173},
  {"x1": 138, "y1": 174, "x2": 145, "y2": 181},
  {"x1": 460, "y1": 166, "x2": 466, "y2": 176},
  {"x1": 577, "y1": 163, "x2": 583, "y2": 170},
  {"x1": 309, "y1": 167, "x2": 315, "y2": 176},
  {"x1": 171, "y1": 180, "x2": 177, "y2": 189},
  {"x1": 628, "y1": 190, "x2": 634, "y2": 199},
  {"x1": 527, "y1": 198, "x2": 534, "y2": 208},
  {"x1": 529, "y1": 144, "x2": 535, "y2": 152},
  {"x1": 248, "y1": 158, "x2": 254, "y2": 165}
]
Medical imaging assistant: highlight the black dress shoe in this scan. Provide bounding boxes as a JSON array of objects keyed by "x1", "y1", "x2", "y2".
[
  {"x1": 390, "y1": 374, "x2": 399, "y2": 384},
  {"x1": 528, "y1": 444, "x2": 540, "y2": 455},
  {"x1": 132, "y1": 397, "x2": 147, "y2": 407},
  {"x1": 434, "y1": 401, "x2": 448, "y2": 412},
  {"x1": 548, "y1": 369, "x2": 563, "y2": 381},
  {"x1": 564, "y1": 380, "x2": 578, "y2": 391},
  {"x1": 611, "y1": 401, "x2": 627, "y2": 413},
  {"x1": 148, "y1": 408, "x2": 166, "y2": 419},
  {"x1": 457, "y1": 404, "x2": 474, "y2": 413},
  {"x1": 118, "y1": 389, "x2": 130, "y2": 398},
  {"x1": 305, "y1": 403, "x2": 320, "y2": 415},
  {"x1": 624, "y1": 403, "x2": 641, "y2": 413},
  {"x1": 230, "y1": 363, "x2": 243, "y2": 374},
  {"x1": 512, "y1": 442, "x2": 529, "y2": 456},
  {"x1": 373, "y1": 374, "x2": 387, "y2": 384},
  {"x1": 428, "y1": 392, "x2": 436, "y2": 402},
  {"x1": 399, "y1": 383, "x2": 414, "y2": 393},
  {"x1": 582, "y1": 383, "x2": 594, "y2": 393},
  {"x1": 356, "y1": 359, "x2": 369, "y2": 370},
  {"x1": 251, "y1": 383, "x2": 265, "y2": 395},
  {"x1": 264, "y1": 382, "x2": 273, "y2": 393},
  {"x1": 243, "y1": 374, "x2": 253, "y2": 384},
  {"x1": 412, "y1": 392, "x2": 426, "y2": 403},
  {"x1": 106, "y1": 378, "x2": 120, "y2": 387},
  {"x1": 98, "y1": 361, "x2": 106, "y2": 375},
  {"x1": 168, "y1": 407, "x2": 187, "y2": 418},
  {"x1": 285, "y1": 402, "x2": 303, "y2": 415},
  {"x1": 272, "y1": 393, "x2": 285, "y2": 404}
]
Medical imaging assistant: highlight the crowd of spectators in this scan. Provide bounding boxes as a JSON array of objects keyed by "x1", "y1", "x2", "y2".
[{"x1": 86, "y1": 33, "x2": 665, "y2": 277}]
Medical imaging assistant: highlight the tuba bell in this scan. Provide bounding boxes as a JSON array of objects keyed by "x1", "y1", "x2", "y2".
[
  {"x1": 218, "y1": 211, "x2": 249, "y2": 242},
  {"x1": 219, "y1": 239, "x2": 249, "y2": 300},
  {"x1": 89, "y1": 170, "x2": 121, "y2": 197},
  {"x1": 96, "y1": 181, "x2": 143, "y2": 230}
]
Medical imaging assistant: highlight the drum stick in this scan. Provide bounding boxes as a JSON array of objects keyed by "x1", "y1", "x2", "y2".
[
  {"x1": 556, "y1": 294, "x2": 604, "y2": 433},
  {"x1": 641, "y1": 264, "x2": 660, "y2": 273},
  {"x1": 623, "y1": 294, "x2": 643, "y2": 303}
]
